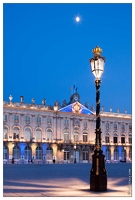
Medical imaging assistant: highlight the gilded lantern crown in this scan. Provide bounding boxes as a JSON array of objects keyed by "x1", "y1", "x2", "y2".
[{"x1": 92, "y1": 46, "x2": 102, "y2": 56}]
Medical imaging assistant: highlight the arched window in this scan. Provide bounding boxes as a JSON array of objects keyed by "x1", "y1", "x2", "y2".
[
  {"x1": 121, "y1": 134, "x2": 125, "y2": 144},
  {"x1": 113, "y1": 132, "x2": 118, "y2": 143},
  {"x1": 24, "y1": 128, "x2": 31, "y2": 140},
  {"x1": 46, "y1": 147, "x2": 53, "y2": 161},
  {"x1": 83, "y1": 148, "x2": 89, "y2": 161},
  {"x1": 24, "y1": 146, "x2": 32, "y2": 160},
  {"x1": 13, "y1": 127, "x2": 19, "y2": 139},
  {"x1": 83, "y1": 132, "x2": 87, "y2": 142},
  {"x1": 64, "y1": 130, "x2": 69, "y2": 141},
  {"x1": 105, "y1": 133, "x2": 110, "y2": 143},
  {"x1": 14, "y1": 115, "x2": 19, "y2": 123},
  {"x1": 74, "y1": 131, "x2": 78, "y2": 142},
  {"x1": 121, "y1": 148, "x2": 126, "y2": 161},
  {"x1": 36, "y1": 128, "x2": 42, "y2": 140},
  {"x1": 114, "y1": 149, "x2": 119, "y2": 160},
  {"x1": 64, "y1": 148, "x2": 70, "y2": 161},
  {"x1": 106, "y1": 148, "x2": 111, "y2": 161},
  {"x1": 26, "y1": 116, "x2": 30, "y2": 124},
  {"x1": 46, "y1": 129, "x2": 52, "y2": 140},
  {"x1": 36, "y1": 146, "x2": 43, "y2": 160},
  {"x1": 3, "y1": 126, "x2": 8, "y2": 139},
  {"x1": 129, "y1": 148, "x2": 132, "y2": 161},
  {"x1": 3, "y1": 146, "x2": 8, "y2": 159},
  {"x1": 13, "y1": 146, "x2": 20, "y2": 159}
]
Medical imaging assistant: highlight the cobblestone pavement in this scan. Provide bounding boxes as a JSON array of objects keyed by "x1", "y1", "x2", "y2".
[{"x1": 3, "y1": 163, "x2": 132, "y2": 197}]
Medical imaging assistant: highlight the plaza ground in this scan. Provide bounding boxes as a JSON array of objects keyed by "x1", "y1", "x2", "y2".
[{"x1": 3, "y1": 163, "x2": 132, "y2": 197}]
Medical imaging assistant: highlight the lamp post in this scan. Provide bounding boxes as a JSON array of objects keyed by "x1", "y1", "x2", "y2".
[
  {"x1": 74, "y1": 144, "x2": 76, "y2": 163},
  {"x1": 89, "y1": 46, "x2": 107, "y2": 191}
]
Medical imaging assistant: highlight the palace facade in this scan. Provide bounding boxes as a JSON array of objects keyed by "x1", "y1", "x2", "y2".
[{"x1": 3, "y1": 92, "x2": 132, "y2": 163}]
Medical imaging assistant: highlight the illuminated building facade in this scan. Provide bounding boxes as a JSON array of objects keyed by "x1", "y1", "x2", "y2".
[{"x1": 3, "y1": 92, "x2": 132, "y2": 163}]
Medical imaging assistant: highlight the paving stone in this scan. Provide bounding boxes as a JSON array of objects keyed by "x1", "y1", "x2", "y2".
[{"x1": 3, "y1": 163, "x2": 132, "y2": 197}]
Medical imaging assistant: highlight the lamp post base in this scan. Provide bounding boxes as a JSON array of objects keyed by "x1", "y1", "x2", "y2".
[
  {"x1": 90, "y1": 149, "x2": 107, "y2": 191},
  {"x1": 90, "y1": 174, "x2": 107, "y2": 191}
]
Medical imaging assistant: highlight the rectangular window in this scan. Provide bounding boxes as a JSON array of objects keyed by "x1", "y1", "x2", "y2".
[
  {"x1": 83, "y1": 151, "x2": 88, "y2": 160},
  {"x1": 26, "y1": 116, "x2": 30, "y2": 124},
  {"x1": 84, "y1": 121, "x2": 87, "y2": 127},
  {"x1": 74, "y1": 134, "x2": 78, "y2": 142},
  {"x1": 47, "y1": 133, "x2": 52, "y2": 140},
  {"x1": 83, "y1": 152, "x2": 85, "y2": 160},
  {"x1": 13, "y1": 133, "x2": 19, "y2": 139},
  {"x1": 83, "y1": 135, "x2": 87, "y2": 142},
  {"x1": 121, "y1": 124, "x2": 125, "y2": 131},
  {"x1": 106, "y1": 123, "x2": 109, "y2": 130},
  {"x1": 129, "y1": 125, "x2": 132, "y2": 131},
  {"x1": 37, "y1": 117, "x2": 41, "y2": 124},
  {"x1": 113, "y1": 137, "x2": 118, "y2": 143},
  {"x1": 47, "y1": 117, "x2": 51, "y2": 124},
  {"x1": 121, "y1": 137, "x2": 125, "y2": 144},
  {"x1": 114, "y1": 123, "x2": 117, "y2": 130},
  {"x1": 129, "y1": 138, "x2": 132, "y2": 144},
  {"x1": 64, "y1": 152, "x2": 69, "y2": 160},
  {"x1": 64, "y1": 119, "x2": 69, "y2": 126},
  {"x1": 64, "y1": 133, "x2": 69, "y2": 141},
  {"x1": 14, "y1": 115, "x2": 19, "y2": 123},
  {"x1": 3, "y1": 114, "x2": 7, "y2": 122},
  {"x1": 105, "y1": 136, "x2": 110, "y2": 143}
]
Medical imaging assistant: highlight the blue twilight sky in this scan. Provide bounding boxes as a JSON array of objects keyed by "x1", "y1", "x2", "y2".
[{"x1": 3, "y1": 3, "x2": 132, "y2": 114}]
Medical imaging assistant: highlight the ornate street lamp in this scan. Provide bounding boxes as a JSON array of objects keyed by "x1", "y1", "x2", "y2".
[{"x1": 89, "y1": 46, "x2": 107, "y2": 191}]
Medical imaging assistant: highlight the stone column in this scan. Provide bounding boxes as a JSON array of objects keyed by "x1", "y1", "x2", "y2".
[{"x1": 110, "y1": 145, "x2": 114, "y2": 161}]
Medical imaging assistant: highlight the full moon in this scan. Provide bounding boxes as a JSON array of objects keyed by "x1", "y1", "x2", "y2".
[{"x1": 75, "y1": 16, "x2": 80, "y2": 22}]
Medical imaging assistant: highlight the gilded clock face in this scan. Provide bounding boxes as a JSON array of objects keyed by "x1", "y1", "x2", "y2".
[{"x1": 72, "y1": 102, "x2": 82, "y2": 113}]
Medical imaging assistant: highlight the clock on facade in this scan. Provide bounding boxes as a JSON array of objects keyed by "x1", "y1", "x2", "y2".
[{"x1": 74, "y1": 95, "x2": 78, "y2": 101}]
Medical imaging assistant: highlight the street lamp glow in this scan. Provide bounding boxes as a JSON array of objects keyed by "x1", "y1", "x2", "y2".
[{"x1": 90, "y1": 46, "x2": 105, "y2": 80}]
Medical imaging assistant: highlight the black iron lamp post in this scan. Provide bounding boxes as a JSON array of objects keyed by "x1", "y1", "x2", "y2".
[
  {"x1": 89, "y1": 46, "x2": 107, "y2": 191},
  {"x1": 74, "y1": 144, "x2": 76, "y2": 163}
]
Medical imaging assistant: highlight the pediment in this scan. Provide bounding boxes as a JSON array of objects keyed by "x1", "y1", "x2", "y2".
[{"x1": 59, "y1": 101, "x2": 94, "y2": 115}]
